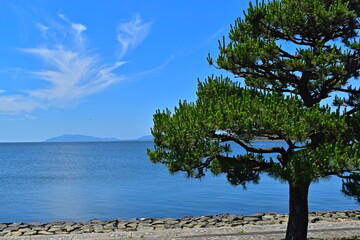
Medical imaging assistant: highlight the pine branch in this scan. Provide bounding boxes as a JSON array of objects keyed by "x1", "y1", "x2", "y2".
[
  {"x1": 213, "y1": 133, "x2": 288, "y2": 166},
  {"x1": 346, "y1": 107, "x2": 358, "y2": 116},
  {"x1": 332, "y1": 87, "x2": 360, "y2": 95},
  {"x1": 259, "y1": 21, "x2": 315, "y2": 47},
  {"x1": 277, "y1": 47, "x2": 301, "y2": 59},
  {"x1": 324, "y1": 170, "x2": 360, "y2": 178},
  {"x1": 215, "y1": 155, "x2": 273, "y2": 171},
  {"x1": 264, "y1": 87, "x2": 297, "y2": 94}
]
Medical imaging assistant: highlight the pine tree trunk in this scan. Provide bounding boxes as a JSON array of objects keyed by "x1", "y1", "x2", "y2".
[{"x1": 285, "y1": 182, "x2": 310, "y2": 240}]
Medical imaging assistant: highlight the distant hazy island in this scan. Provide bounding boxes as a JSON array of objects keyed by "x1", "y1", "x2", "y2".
[
  {"x1": 45, "y1": 134, "x2": 120, "y2": 142},
  {"x1": 45, "y1": 134, "x2": 154, "y2": 142},
  {"x1": 136, "y1": 135, "x2": 154, "y2": 141}
]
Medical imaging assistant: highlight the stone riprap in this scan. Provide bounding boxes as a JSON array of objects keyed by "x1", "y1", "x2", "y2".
[{"x1": 0, "y1": 210, "x2": 359, "y2": 237}]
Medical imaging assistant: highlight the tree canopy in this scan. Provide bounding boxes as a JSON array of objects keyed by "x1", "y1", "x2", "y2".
[{"x1": 148, "y1": 0, "x2": 360, "y2": 239}]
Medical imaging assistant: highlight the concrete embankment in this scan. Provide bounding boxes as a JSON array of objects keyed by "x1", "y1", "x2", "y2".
[{"x1": 0, "y1": 210, "x2": 359, "y2": 238}]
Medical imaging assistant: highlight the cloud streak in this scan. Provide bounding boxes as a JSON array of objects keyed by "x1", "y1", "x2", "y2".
[
  {"x1": 133, "y1": 55, "x2": 175, "y2": 78},
  {"x1": 0, "y1": 14, "x2": 151, "y2": 114},
  {"x1": 58, "y1": 13, "x2": 87, "y2": 46},
  {"x1": 23, "y1": 47, "x2": 126, "y2": 106},
  {"x1": 117, "y1": 14, "x2": 152, "y2": 58}
]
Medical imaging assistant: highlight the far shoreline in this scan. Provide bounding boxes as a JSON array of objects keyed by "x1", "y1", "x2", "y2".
[{"x1": 0, "y1": 139, "x2": 290, "y2": 144}]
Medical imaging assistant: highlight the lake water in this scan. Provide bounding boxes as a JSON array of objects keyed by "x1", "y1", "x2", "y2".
[{"x1": 0, "y1": 141, "x2": 358, "y2": 223}]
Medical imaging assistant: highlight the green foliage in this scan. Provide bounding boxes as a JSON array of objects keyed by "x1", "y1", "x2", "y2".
[
  {"x1": 342, "y1": 173, "x2": 360, "y2": 203},
  {"x1": 148, "y1": 0, "x2": 360, "y2": 199},
  {"x1": 211, "y1": 0, "x2": 360, "y2": 108}
]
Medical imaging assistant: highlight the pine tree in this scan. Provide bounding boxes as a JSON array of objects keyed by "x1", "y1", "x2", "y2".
[{"x1": 148, "y1": 1, "x2": 360, "y2": 239}]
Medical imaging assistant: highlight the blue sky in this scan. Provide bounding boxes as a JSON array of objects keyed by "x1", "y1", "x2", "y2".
[{"x1": 0, "y1": 0, "x2": 251, "y2": 142}]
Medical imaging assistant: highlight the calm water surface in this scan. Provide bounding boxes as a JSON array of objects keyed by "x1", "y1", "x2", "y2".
[{"x1": 0, "y1": 141, "x2": 358, "y2": 223}]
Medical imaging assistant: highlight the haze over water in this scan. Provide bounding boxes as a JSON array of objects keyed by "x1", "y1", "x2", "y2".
[{"x1": 0, "y1": 141, "x2": 358, "y2": 223}]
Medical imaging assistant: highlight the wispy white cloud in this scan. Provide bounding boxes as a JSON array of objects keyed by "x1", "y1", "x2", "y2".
[
  {"x1": 0, "y1": 113, "x2": 38, "y2": 121},
  {"x1": 117, "y1": 14, "x2": 152, "y2": 58},
  {"x1": 133, "y1": 55, "x2": 175, "y2": 78},
  {"x1": 22, "y1": 47, "x2": 125, "y2": 106},
  {"x1": 0, "y1": 13, "x2": 152, "y2": 114},
  {"x1": 58, "y1": 13, "x2": 87, "y2": 46},
  {"x1": 202, "y1": 26, "x2": 228, "y2": 47},
  {"x1": 36, "y1": 22, "x2": 50, "y2": 36},
  {"x1": 0, "y1": 95, "x2": 38, "y2": 113}
]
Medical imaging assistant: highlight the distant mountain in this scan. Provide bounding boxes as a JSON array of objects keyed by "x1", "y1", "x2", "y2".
[
  {"x1": 45, "y1": 134, "x2": 120, "y2": 142},
  {"x1": 137, "y1": 135, "x2": 154, "y2": 141}
]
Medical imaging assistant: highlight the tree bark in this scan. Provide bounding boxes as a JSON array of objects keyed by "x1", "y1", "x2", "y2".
[{"x1": 285, "y1": 182, "x2": 310, "y2": 240}]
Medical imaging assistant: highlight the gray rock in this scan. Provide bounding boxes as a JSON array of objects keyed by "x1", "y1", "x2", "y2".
[
  {"x1": 18, "y1": 227, "x2": 32, "y2": 232},
  {"x1": 215, "y1": 222, "x2": 226, "y2": 227},
  {"x1": 37, "y1": 230, "x2": 54, "y2": 235},
  {"x1": 93, "y1": 228, "x2": 104, "y2": 233},
  {"x1": 243, "y1": 216, "x2": 260, "y2": 221},
  {"x1": 33, "y1": 226, "x2": 49, "y2": 231},
  {"x1": 52, "y1": 224, "x2": 66, "y2": 228},
  {"x1": 310, "y1": 216, "x2": 324, "y2": 223},
  {"x1": 247, "y1": 212, "x2": 265, "y2": 217},
  {"x1": 4, "y1": 226, "x2": 19, "y2": 231},
  {"x1": 79, "y1": 227, "x2": 92, "y2": 233},
  {"x1": 347, "y1": 212, "x2": 357, "y2": 218},
  {"x1": 152, "y1": 220, "x2": 165, "y2": 225},
  {"x1": 194, "y1": 221, "x2": 207, "y2": 228},
  {"x1": 22, "y1": 230, "x2": 38, "y2": 236},
  {"x1": 182, "y1": 223, "x2": 196, "y2": 228},
  {"x1": 104, "y1": 222, "x2": 116, "y2": 229},
  {"x1": 207, "y1": 218, "x2": 218, "y2": 223},
  {"x1": 128, "y1": 218, "x2": 139, "y2": 223},
  {"x1": 138, "y1": 223, "x2": 152, "y2": 228},
  {"x1": 166, "y1": 221, "x2": 180, "y2": 226},
  {"x1": 205, "y1": 223, "x2": 216, "y2": 228},
  {"x1": 334, "y1": 212, "x2": 347, "y2": 218},
  {"x1": 5, "y1": 231, "x2": 23, "y2": 236},
  {"x1": 63, "y1": 225, "x2": 76, "y2": 232},
  {"x1": 48, "y1": 227, "x2": 62, "y2": 232},
  {"x1": 8, "y1": 222, "x2": 24, "y2": 227},
  {"x1": 276, "y1": 216, "x2": 289, "y2": 224},
  {"x1": 163, "y1": 218, "x2": 178, "y2": 224},
  {"x1": 0, "y1": 224, "x2": 8, "y2": 231},
  {"x1": 231, "y1": 221, "x2": 244, "y2": 226},
  {"x1": 262, "y1": 214, "x2": 275, "y2": 221},
  {"x1": 222, "y1": 214, "x2": 239, "y2": 222},
  {"x1": 140, "y1": 218, "x2": 153, "y2": 223},
  {"x1": 117, "y1": 223, "x2": 127, "y2": 229},
  {"x1": 164, "y1": 224, "x2": 177, "y2": 229},
  {"x1": 153, "y1": 224, "x2": 165, "y2": 230},
  {"x1": 199, "y1": 216, "x2": 210, "y2": 221},
  {"x1": 126, "y1": 223, "x2": 138, "y2": 229},
  {"x1": 315, "y1": 211, "x2": 326, "y2": 215}
]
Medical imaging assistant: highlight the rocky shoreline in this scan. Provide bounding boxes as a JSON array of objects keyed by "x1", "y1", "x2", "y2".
[{"x1": 1, "y1": 210, "x2": 359, "y2": 237}]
